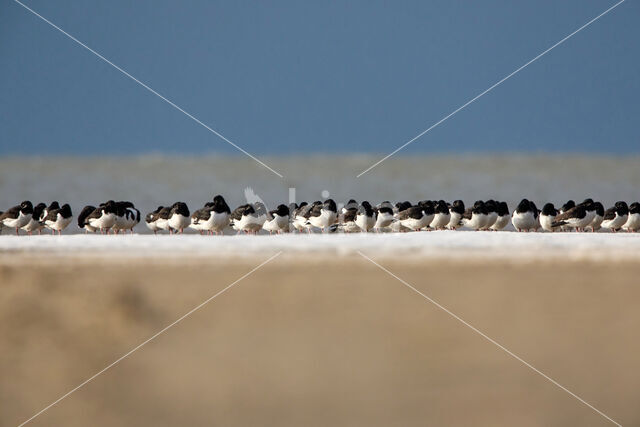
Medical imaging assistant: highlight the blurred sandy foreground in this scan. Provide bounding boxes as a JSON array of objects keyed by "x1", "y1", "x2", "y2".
[{"x1": 1, "y1": 255, "x2": 638, "y2": 427}]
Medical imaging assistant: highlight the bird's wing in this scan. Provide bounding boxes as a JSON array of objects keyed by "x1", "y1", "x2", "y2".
[
  {"x1": 552, "y1": 206, "x2": 579, "y2": 222},
  {"x1": 0, "y1": 206, "x2": 20, "y2": 221},
  {"x1": 603, "y1": 207, "x2": 616, "y2": 221},
  {"x1": 244, "y1": 187, "x2": 266, "y2": 207}
]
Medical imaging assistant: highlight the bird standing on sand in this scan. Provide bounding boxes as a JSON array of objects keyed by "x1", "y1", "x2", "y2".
[
  {"x1": 22, "y1": 203, "x2": 46, "y2": 235},
  {"x1": 373, "y1": 202, "x2": 394, "y2": 232},
  {"x1": 291, "y1": 202, "x2": 310, "y2": 233},
  {"x1": 112, "y1": 201, "x2": 140, "y2": 234},
  {"x1": 463, "y1": 201, "x2": 489, "y2": 231},
  {"x1": 86, "y1": 200, "x2": 117, "y2": 234},
  {"x1": 539, "y1": 203, "x2": 558, "y2": 232},
  {"x1": 0, "y1": 201, "x2": 34, "y2": 235},
  {"x1": 308, "y1": 199, "x2": 338, "y2": 233},
  {"x1": 235, "y1": 203, "x2": 267, "y2": 234},
  {"x1": 396, "y1": 205, "x2": 429, "y2": 231},
  {"x1": 41, "y1": 201, "x2": 60, "y2": 223},
  {"x1": 482, "y1": 200, "x2": 499, "y2": 230},
  {"x1": 43, "y1": 203, "x2": 73, "y2": 235},
  {"x1": 512, "y1": 199, "x2": 537, "y2": 232},
  {"x1": 447, "y1": 200, "x2": 465, "y2": 230},
  {"x1": 340, "y1": 200, "x2": 360, "y2": 233},
  {"x1": 588, "y1": 202, "x2": 604, "y2": 232},
  {"x1": 355, "y1": 201, "x2": 376, "y2": 232},
  {"x1": 490, "y1": 201, "x2": 510, "y2": 231},
  {"x1": 429, "y1": 200, "x2": 450, "y2": 230},
  {"x1": 145, "y1": 206, "x2": 164, "y2": 234},
  {"x1": 551, "y1": 202, "x2": 590, "y2": 232},
  {"x1": 601, "y1": 201, "x2": 629, "y2": 232},
  {"x1": 263, "y1": 204, "x2": 290, "y2": 234},
  {"x1": 622, "y1": 202, "x2": 640, "y2": 232},
  {"x1": 190, "y1": 195, "x2": 231, "y2": 235},
  {"x1": 167, "y1": 202, "x2": 191, "y2": 234},
  {"x1": 417, "y1": 201, "x2": 436, "y2": 230}
]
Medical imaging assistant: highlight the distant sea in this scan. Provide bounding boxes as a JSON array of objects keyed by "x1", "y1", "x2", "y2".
[{"x1": 1, "y1": 154, "x2": 638, "y2": 232}]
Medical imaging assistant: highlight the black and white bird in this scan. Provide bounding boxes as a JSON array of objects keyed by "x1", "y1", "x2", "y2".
[
  {"x1": 490, "y1": 201, "x2": 510, "y2": 231},
  {"x1": 462, "y1": 201, "x2": 488, "y2": 231},
  {"x1": 539, "y1": 203, "x2": 559, "y2": 232},
  {"x1": 154, "y1": 206, "x2": 174, "y2": 233},
  {"x1": 355, "y1": 201, "x2": 376, "y2": 232},
  {"x1": 579, "y1": 199, "x2": 597, "y2": 228},
  {"x1": 209, "y1": 195, "x2": 231, "y2": 234},
  {"x1": 447, "y1": 200, "x2": 465, "y2": 230},
  {"x1": 558, "y1": 200, "x2": 576, "y2": 232},
  {"x1": 601, "y1": 201, "x2": 629, "y2": 232},
  {"x1": 511, "y1": 199, "x2": 538, "y2": 232},
  {"x1": 622, "y1": 202, "x2": 640, "y2": 232},
  {"x1": 429, "y1": 200, "x2": 451, "y2": 230},
  {"x1": 191, "y1": 195, "x2": 231, "y2": 235},
  {"x1": 235, "y1": 203, "x2": 267, "y2": 234},
  {"x1": 0, "y1": 201, "x2": 34, "y2": 235},
  {"x1": 551, "y1": 202, "x2": 590, "y2": 232},
  {"x1": 145, "y1": 206, "x2": 164, "y2": 234},
  {"x1": 417, "y1": 201, "x2": 436, "y2": 230},
  {"x1": 78, "y1": 205, "x2": 98, "y2": 233},
  {"x1": 340, "y1": 200, "x2": 360, "y2": 233},
  {"x1": 112, "y1": 201, "x2": 140, "y2": 234},
  {"x1": 373, "y1": 202, "x2": 394, "y2": 232},
  {"x1": 21, "y1": 202, "x2": 46, "y2": 235},
  {"x1": 396, "y1": 205, "x2": 430, "y2": 231},
  {"x1": 263, "y1": 204, "x2": 290, "y2": 234},
  {"x1": 42, "y1": 203, "x2": 73, "y2": 235},
  {"x1": 230, "y1": 204, "x2": 250, "y2": 232},
  {"x1": 390, "y1": 201, "x2": 413, "y2": 232},
  {"x1": 41, "y1": 201, "x2": 60, "y2": 224},
  {"x1": 291, "y1": 202, "x2": 311, "y2": 233},
  {"x1": 189, "y1": 204, "x2": 210, "y2": 234},
  {"x1": 86, "y1": 200, "x2": 117, "y2": 234},
  {"x1": 529, "y1": 200, "x2": 541, "y2": 231},
  {"x1": 167, "y1": 202, "x2": 191, "y2": 234},
  {"x1": 588, "y1": 202, "x2": 605, "y2": 232},
  {"x1": 308, "y1": 199, "x2": 338, "y2": 233},
  {"x1": 482, "y1": 200, "x2": 499, "y2": 230}
]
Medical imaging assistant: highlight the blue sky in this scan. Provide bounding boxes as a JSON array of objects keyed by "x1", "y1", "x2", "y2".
[{"x1": 1, "y1": 0, "x2": 638, "y2": 155}]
